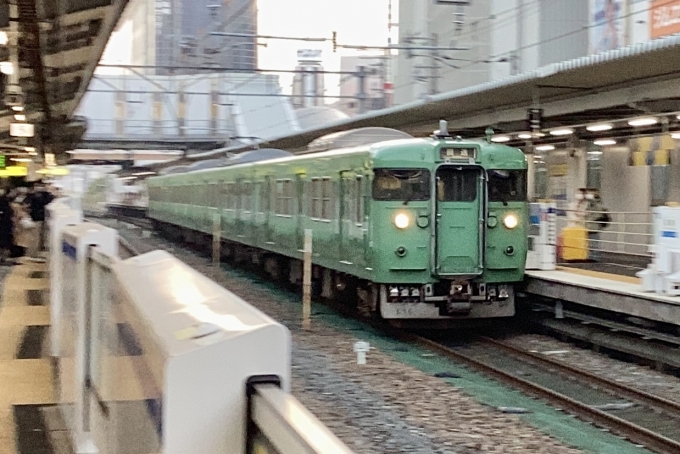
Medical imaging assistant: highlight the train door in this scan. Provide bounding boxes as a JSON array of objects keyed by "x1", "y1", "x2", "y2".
[
  {"x1": 295, "y1": 174, "x2": 305, "y2": 249},
  {"x1": 264, "y1": 176, "x2": 275, "y2": 245},
  {"x1": 434, "y1": 166, "x2": 484, "y2": 276},
  {"x1": 339, "y1": 173, "x2": 350, "y2": 261}
]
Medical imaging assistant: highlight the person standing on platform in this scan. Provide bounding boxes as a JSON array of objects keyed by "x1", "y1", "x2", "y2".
[
  {"x1": 0, "y1": 188, "x2": 15, "y2": 265},
  {"x1": 25, "y1": 182, "x2": 53, "y2": 262},
  {"x1": 12, "y1": 187, "x2": 33, "y2": 260},
  {"x1": 585, "y1": 191, "x2": 609, "y2": 262}
]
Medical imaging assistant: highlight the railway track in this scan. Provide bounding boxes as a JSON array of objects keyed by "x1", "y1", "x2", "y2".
[{"x1": 398, "y1": 332, "x2": 680, "y2": 454}]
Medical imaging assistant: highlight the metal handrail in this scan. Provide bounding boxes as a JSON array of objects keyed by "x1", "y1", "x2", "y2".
[
  {"x1": 559, "y1": 209, "x2": 654, "y2": 258},
  {"x1": 247, "y1": 383, "x2": 354, "y2": 454}
]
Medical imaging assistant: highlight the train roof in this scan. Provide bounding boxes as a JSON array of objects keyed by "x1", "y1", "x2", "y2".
[{"x1": 306, "y1": 127, "x2": 413, "y2": 153}]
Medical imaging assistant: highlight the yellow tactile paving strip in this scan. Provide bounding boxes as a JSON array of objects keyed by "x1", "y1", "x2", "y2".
[
  {"x1": 556, "y1": 265, "x2": 641, "y2": 285},
  {"x1": 0, "y1": 260, "x2": 53, "y2": 454}
]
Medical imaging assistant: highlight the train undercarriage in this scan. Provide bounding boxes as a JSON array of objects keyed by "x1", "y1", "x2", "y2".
[{"x1": 154, "y1": 221, "x2": 516, "y2": 327}]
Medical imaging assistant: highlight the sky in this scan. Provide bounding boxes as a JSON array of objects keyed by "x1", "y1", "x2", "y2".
[
  {"x1": 99, "y1": 0, "x2": 398, "y2": 98},
  {"x1": 256, "y1": 0, "x2": 398, "y2": 97}
]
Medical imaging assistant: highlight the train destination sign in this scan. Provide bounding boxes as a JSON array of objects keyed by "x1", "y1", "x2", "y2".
[{"x1": 440, "y1": 147, "x2": 477, "y2": 161}]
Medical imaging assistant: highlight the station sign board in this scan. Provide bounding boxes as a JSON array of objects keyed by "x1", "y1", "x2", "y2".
[{"x1": 650, "y1": 0, "x2": 680, "y2": 39}]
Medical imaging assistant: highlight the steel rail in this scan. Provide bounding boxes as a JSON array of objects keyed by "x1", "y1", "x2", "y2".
[
  {"x1": 400, "y1": 332, "x2": 680, "y2": 454},
  {"x1": 479, "y1": 336, "x2": 680, "y2": 418}
]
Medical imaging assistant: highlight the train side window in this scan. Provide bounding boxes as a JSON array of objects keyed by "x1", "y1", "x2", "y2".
[
  {"x1": 226, "y1": 183, "x2": 234, "y2": 209},
  {"x1": 275, "y1": 179, "x2": 293, "y2": 215},
  {"x1": 311, "y1": 178, "x2": 321, "y2": 218},
  {"x1": 242, "y1": 181, "x2": 251, "y2": 213},
  {"x1": 321, "y1": 178, "x2": 332, "y2": 220},
  {"x1": 342, "y1": 177, "x2": 353, "y2": 221}
]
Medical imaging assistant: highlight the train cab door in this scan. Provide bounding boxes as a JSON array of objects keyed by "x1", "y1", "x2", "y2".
[{"x1": 434, "y1": 166, "x2": 484, "y2": 276}]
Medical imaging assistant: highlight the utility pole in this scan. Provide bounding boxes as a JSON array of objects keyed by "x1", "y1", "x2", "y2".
[
  {"x1": 356, "y1": 65, "x2": 368, "y2": 114},
  {"x1": 430, "y1": 33, "x2": 439, "y2": 95}
]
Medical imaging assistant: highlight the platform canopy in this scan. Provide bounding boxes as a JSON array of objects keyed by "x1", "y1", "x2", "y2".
[
  {"x1": 0, "y1": 0, "x2": 128, "y2": 157},
  {"x1": 223, "y1": 34, "x2": 680, "y2": 153}
]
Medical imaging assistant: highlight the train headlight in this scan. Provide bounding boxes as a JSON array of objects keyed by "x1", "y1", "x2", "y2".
[
  {"x1": 503, "y1": 214, "x2": 519, "y2": 229},
  {"x1": 394, "y1": 212, "x2": 411, "y2": 229}
]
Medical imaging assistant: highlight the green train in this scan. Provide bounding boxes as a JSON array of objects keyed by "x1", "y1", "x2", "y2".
[{"x1": 147, "y1": 122, "x2": 528, "y2": 324}]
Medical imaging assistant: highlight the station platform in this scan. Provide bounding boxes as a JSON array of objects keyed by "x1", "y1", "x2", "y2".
[
  {"x1": 524, "y1": 265, "x2": 680, "y2": 327},
  {"x1": 557, "y1": 251, "x2": 650, "y2": 278},
  {"x1": 0, "y1": 257, "x2": 63, "y2": 454}
]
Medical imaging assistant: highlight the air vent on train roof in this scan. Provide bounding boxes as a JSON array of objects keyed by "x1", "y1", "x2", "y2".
[{"x1": 306, "y1": 127, "x2": 413, "y2": 153}]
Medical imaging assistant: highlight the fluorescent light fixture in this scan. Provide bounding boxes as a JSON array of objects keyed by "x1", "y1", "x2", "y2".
[
  {"x1": 594, "y1": 139, "x2": 616, "y2": 146},
  {"x1": 14, "y1": 114, "x2": 26, "y2": 122},
  {"x1": 588, "y1": 150, "x2": 603, "y2": 155},
  {"x1": 131, "y1": 171, "x2": 156, "y2": 176},
  {"x1": 535, "y1": 145, "x2": 555, "y2": 151},
  {"x1": 491, "y1": 135, "x2": 510, "y2": 143},
  {"x1": 672, "y1": 132, "x2": 680, "y2": 139},
  {"x1": 0, "y1": 61, "x2": 14, "y2": 75},
  {"x1": 518, "y1": 133, "x2": 533, "y2": 139},
  {"x1": 11, "y1": 158, "x2": 33, "y2": 163},
  {"x1": 586, "y1": 123, "x2": 613, "y2": 132},
  {"x1": 677, "y1": 114, "x2": 680, "y2": 120},
  {"x1": 24, "y1": 147, "x2": 35, "y2": 152},
  {"x1": 628, "y1": 117, "x2": 657, "y2": 127},
  {"x1": 11, "y1": 106, "x2": 24, "y2": 112},
  {"x1": 0, "y1": 32, "x2": 7, "y2": 46},
  {"x1": 550, "y1": 128, "x2": 574, "y2": 136}
]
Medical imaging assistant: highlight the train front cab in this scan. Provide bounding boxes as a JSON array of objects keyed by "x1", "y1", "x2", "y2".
[{"x1": 375, "y1": 141, "x2": 528, "y2": 320}]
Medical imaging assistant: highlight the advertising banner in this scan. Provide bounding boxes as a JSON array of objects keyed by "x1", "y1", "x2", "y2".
[
  {"x1": 650, "y1": 0, "x2": 680, "y2": 39},
  {"x1": 590, "y1": 0, "x2": 627, "y2": 53}
]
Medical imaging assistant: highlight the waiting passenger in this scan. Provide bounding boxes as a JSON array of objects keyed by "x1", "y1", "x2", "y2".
[
  {"x1": 12, "y1": 188, "x2": 34, "y2": 261},
  {"x1": 585, "y1": 192, "x2": 610, "y2": 262},
  {"x1": 0, "y1": 188, "x2": 15, "y2": 265}
]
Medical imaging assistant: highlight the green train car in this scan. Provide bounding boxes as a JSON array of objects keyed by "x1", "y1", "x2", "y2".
[{"x1": 147, "y1": 123, "x2": 528, "y2": 323}]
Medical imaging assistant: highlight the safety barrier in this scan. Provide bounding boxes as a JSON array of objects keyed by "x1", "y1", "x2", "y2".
[
  {"x1": 557, "y1": 209, "x2": 653, "y2": 261},
  {"x1": 637, "y1": 207, "x2": 680, "y2": 295},
  {"x1": 526, "y1": 202, "x2": 557, "y2": 270},
  {"x1": 45, "y1": 199, "x2": 354, "y2": 454}
]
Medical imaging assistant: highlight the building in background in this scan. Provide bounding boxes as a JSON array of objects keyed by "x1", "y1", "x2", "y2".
[
  {"x1": 334, "y1": 55, "x2": 390, "y2": 116},
  {"x1": 395, "y1": 0, "x2": 679, "y2": 106},
  {"x1": 103, "y1": 0, "x2": 257, "y2": 75},
  {"x1": 291, "y1": 50, "x2": 325, "y2": 109},
  {"x1": 394, "y1": 0, "x2": 493, "y2": 105}
]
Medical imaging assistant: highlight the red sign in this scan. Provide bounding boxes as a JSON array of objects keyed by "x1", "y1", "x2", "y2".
[{"x1": 651, "y1": 0, "x2": 680, "y2": 39}]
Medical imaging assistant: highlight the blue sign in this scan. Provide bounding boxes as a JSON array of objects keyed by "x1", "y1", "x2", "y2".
[
  {"x1": 61, "y1": 241, "x2": 77, "y2": 259},
  {"x1": 662, "y1": 230, "x2": 677, "y2": 238}
]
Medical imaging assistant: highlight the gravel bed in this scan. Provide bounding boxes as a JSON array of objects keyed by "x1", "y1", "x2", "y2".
[
  {"x1": 505, "y1": 333, "x2": 680, "y2": 403},
  {"x1": 108, "y1": 222, "x2": 586, "y2": 454}
]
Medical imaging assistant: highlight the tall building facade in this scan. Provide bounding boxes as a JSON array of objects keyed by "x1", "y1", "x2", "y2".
[
  {"x1": 395, "y1": 0, "x2": 676, "y2": 106},
  {"x1": 335, "y1": 55, "x2": 390, "y2": 116},
  {"x1": 110, "y1": 0, "x2": 257, "y2": 74},
  {"x1": 291, "y1": 50, "x2": 325, "y2": 109}
]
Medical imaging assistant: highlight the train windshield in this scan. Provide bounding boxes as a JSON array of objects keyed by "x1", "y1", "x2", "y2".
[
  {"x1": 487, "y1": 169, "x2": 527, "y2": 202},
  {"x1": 372, "y1": 168, "x2": 431, "y2": 201}
]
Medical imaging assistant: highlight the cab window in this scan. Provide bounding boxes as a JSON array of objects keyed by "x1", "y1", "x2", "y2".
[
  {"x1": 372, "y1": 169, "x2": 430, "y2": 201},
  {"x1": 436, "y1": 168, "x2": 478, "y2": 202},
  {"x1": 488, "y1": 170, "x2": 527, "y2": 202}
]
